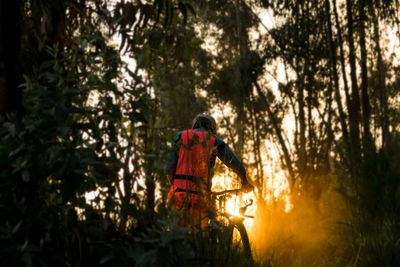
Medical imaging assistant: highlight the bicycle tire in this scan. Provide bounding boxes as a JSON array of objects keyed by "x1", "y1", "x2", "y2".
[{"x1": 232, "y1": 221, "x2": 253, "y2": 263}]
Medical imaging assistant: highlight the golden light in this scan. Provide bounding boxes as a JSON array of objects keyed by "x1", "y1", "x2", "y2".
[
  {"x1": 263, "y1": 168, "x2": 292, "y2": 213},
  {"x1": 211, "y1": 168, "x2": 292, "y2": 233},
  {"x1": 211, "y1": 174, "x2": 257, "y2": 230},
  {"x1": 225, "y1": 191, "x2": 256, "y2": 228}
]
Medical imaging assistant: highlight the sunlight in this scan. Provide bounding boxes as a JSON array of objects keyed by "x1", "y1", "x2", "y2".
[
  {"x1": 211, "y1": 169, "x2": 292, "y2": 234},
  {"x1": 263, "y1": 166, "x2": 292, "y2": 213},
  {"x1": 212, "y1": 174, "x2": 255, "y2": 230},
  {"x1": 225, "y1": 190, "x2": 257, "y2": 229}
]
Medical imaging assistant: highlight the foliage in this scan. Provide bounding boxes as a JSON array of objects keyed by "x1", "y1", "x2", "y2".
[
  {"x1": 0, "y1": 0, "x2": 400, "y2": 266},
  {"x1": 0, "y1": 0, "x2": 196, "y2": 265}
]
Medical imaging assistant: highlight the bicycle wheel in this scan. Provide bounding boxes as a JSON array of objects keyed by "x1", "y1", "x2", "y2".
[{"x1": 232, "y1": 221, "x2": 253, "y2": 263}]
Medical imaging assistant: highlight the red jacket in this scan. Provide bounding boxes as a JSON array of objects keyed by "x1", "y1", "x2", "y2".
[
  {"x1": 173, "y1": 129, "x2": 215, "y2": 194},
  {"x1": 166, "y1": 128, "x2": 247, "y2": 195}
]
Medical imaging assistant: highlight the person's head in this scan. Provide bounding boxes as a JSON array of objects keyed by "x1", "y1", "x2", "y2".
[{"x1": 192, "y1": 112, "x2": 217, "y2": 134}]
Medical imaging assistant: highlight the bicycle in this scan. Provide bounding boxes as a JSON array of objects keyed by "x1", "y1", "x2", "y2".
[{"x1": 205, "y1": 188, "x2": 254, "y2": 266}]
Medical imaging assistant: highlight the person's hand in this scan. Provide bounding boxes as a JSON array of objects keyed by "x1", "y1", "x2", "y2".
[{"x1": 241, "y1": 181, "x2": 254, "y2": 193}]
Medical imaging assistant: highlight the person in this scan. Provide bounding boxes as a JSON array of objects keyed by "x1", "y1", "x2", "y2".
[{"x1": 165, "y1": 112, "x2": 254, "y2": 227}]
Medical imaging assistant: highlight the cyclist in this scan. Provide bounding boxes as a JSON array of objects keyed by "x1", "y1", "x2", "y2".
[{"x1": 166, "y1": 112, "x2": 254, "y2": 227}]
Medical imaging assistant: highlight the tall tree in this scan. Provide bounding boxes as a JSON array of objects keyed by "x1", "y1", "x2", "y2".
[
  {"x1": 325, "y1": 0, "x2": 351, "y2": 159},
  {"x1": 358, "y1": 0, "x2": 374, "y2": 152},
  {"x1": 370, "y1": 2, "x2": 390, "y2": 149},
  {"x1": 346, "y1": 0, "x2": 362, "y2": 169},
  {"x1": 0, "y1": 0, "x2": 23, "y2": 115}
]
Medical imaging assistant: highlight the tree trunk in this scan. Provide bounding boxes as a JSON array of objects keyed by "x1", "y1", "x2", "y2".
[
  {"x1": 297, "y1": 67, "x2": 307, "y2": 177},
  {"x1": 358, "y1": 0, "x2": 374, "y2": 152},
  {"x1": 234, "y1": 0, "x2": 249, "y2": 158},
  {"x1": 294, "y1": 3, "x2": 307, "y2": 177},
  {"x1": 325, "y1": 79, "x2": 334, "y2": 174},
  {"x1": 326, "y1": 0, "x2": 351, "y2": 159},
  {"x1": 145, "y1": 172, "x2": 155, "y2": 225},
  {"x1": 144, "y1": 121, "x2": 156, "y2": 226},
  {"x1": 119, "y1": 143, "x2": 134, "y2": 232},
  {"x1": 249, "y1": 91, "x2": 264, "y2": 190},
  {"x1": 254, "y1": 80, "x2": 295, "y2": 188},
  {"x1": 370, "y1": 3, "x2": 390, "y2": 149},
  {"x1": 345, "y1": 0, "x2": 362, "y2": 168},
  {"x1": 333, "y1": 0, "x2": 351, "y2": 122},
  {"x1": 303, "y1": 1, "x2": 318, "y2": 176},
  {"x1": 0, "y1": 0, "x2": 23, "y2": 116}
]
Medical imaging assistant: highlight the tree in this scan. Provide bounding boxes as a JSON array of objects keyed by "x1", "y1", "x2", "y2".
[{"x1": 0, "y1": 0, "x2": 23, "y2": 115}]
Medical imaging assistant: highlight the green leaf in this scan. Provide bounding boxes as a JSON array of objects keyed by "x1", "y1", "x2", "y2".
[
  {"x1": 22, "y1": 171, "x2": 30, "y2": 182},
  {"x1": 20, "y1": 240, "x2": 29, "y2": 251},
  {"x1": 40, "y1": 60, "x2": 55, "y2": 70},
  {"x1": 99, "y1": 252, "x2": 113, "y2": 264},
  {"x1": 12, "y1": 220, "x2": 23, "y2": 234},
  {"x1": 4, "y1": 122, "x2": 16, "y2": 137}
]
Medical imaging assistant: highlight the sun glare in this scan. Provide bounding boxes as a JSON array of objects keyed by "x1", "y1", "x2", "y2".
[
  {"x1": 212, "y1": 168, "x2": 292, "y2": 232},
  {"x1": 212, "y1": 174, "x2": 257, "y2": 230}
]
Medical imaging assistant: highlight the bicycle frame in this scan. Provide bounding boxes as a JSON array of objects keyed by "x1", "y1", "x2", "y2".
[{"x1": 210, "y1": 189, "x2": 254, "y2": 220}]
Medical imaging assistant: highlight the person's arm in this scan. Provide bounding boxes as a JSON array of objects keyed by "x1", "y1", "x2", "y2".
[
  {"x1": 215, "y1": 138, "x2": 253, "y2": 191},
  {"x1": 165, "y1": 132, "x2": 181, "y2": 183}
]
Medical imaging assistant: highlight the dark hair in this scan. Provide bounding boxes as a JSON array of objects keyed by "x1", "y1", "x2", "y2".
[
  {"x1": 192, "y1": 113, "x2": 217, "y2": 133},
  {"x1": 193, "y1": 117, "x2": 212, "y2": 131}
]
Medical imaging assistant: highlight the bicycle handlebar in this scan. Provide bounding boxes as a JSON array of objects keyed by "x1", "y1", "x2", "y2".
[
  {"x1": 211, "y1": 188, "x2": 242, "y2": 196},
  {"x1": 212, "y1": 188, "x2": 255, "y2": 218}
]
